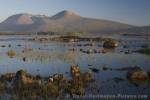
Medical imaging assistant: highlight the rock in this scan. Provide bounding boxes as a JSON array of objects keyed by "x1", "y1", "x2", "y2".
[
  {"x1": 87, "y1": 49, "x2": 93, "y2": 54},
  {"x1": 48, "y1": 74, "x2": 67, "y2": 88},
  {"x1": 88, "y1": 64, "x2": 92, "y2": 66},
  {"x1": 1, "y1": 45, "x2": 6, "y2": 47},
  {"x1": 89, "y1": 68, "x2": 99, "y2": 73},
  {"x1": 7, "y1": 50, "x2": 16, "y2": 58},
  {"x1": 17, "y1": 44, "x2": 22, "y2": 47},
  {"x1": 103, "y1": 40, "x2": 118, "y2": 48},
  {"x1": 102, "y1": 66, "x2": 113, "y2": 71},
  {"x1": 70, "y1": 65, "x2": 81, "y2": 77},
  {"x1": 14, "y1": 70, "x2": 28, "y2": 83},
  {"x1": 48, "y1": 76, "x2": 54, "y2": 83},
  {"x1": 53, "y1": 74, "x2": 67, "y2": 83},
  {"x1": 127, "y1": 68, "x2": 148, "y2": 82},
  {"x1": 124, "y1": 50, "x2": 131, "y2": 54},
  {"x1": 8, "y1": 44, "x2": 11, "y2": 47},
  {"x1": 23, "y1": 57, "x2": 26, "y2": 62},
  {"x1": 82, "y1": 72, "x2": 94, "y2": 82},
  {"x1": 126, "y1": 67, "x2": 148, "y2": 85},
  {"x1": 13, "y1": 70, "x2": 27, "y2": 88},
  {"x1": 13, "y1": 70, "x2": 41, "y2": 88}
]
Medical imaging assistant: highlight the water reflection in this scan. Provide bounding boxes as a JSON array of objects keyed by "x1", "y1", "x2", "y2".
[
  {"x1": 16, "y1": 51, "x2": 83, "y2": 64},
  {"x1": 0, "y1": 35, "x2": 150, "y2": 97}
]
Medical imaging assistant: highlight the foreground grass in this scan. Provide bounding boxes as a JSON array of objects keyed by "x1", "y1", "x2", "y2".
[{"x1": 0, "y1": 67, "x2": 94, "y2": 99}]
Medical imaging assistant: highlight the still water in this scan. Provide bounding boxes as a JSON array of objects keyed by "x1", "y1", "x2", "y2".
[{"x1": 0, "y1": 35, "x2": 150, "y2": 96}]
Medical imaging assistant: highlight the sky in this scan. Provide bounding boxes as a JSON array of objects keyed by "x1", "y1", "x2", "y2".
[{"x1": 0, "y1": 0, "x2": 150, "y2": 26}]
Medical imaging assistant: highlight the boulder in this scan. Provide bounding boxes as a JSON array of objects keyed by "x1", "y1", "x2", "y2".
[
  {"x1": 103, "y1": 40, "x2": 118, "y2": 48},
  {"x1": 1, "y1": 45, "x2": 6, "y2": 47},
  {"x1": 127, "y1": 68, "x2": 148, "y2": 80},
  {"x1": 89, "y1": 68, "x2": 99, "y2": 73},
  {"x1": 13, "y1": 70, "x2": 41, "y2": 88},
  {"x1": 70, "y1": 65, "x2": 81, "y2": 77}
]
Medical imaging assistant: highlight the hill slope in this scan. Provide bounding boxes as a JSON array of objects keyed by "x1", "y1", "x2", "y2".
[{"x1": 0, "y1": 10, "x2": 133, "y2": 33}]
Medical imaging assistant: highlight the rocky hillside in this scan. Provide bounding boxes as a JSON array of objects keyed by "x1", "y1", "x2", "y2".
[{"x1": 0, "y1": 10, "x2": 133, "y2": 33}]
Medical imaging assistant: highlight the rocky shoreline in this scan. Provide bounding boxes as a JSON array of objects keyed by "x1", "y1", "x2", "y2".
[
  {"x1": 0, "y1": 65, "x2": 150, "y2": 99},
  {"x1": 0, "y1": 65, "x2": 95, "y2": 99}
]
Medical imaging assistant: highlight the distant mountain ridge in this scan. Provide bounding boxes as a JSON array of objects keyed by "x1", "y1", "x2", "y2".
[
  {"x1": 119, "y1": 26, "x2": 150, "y2": 35},
  {"x1": 0, "y1": 10, "x2": 134, "y2": 33}
]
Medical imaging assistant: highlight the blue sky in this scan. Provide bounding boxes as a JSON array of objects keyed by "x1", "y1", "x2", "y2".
[{"x1": 0, "y1": 0, "x2": 150, "y2": 26}]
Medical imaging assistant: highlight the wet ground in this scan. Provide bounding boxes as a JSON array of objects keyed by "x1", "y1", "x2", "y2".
[{"x1": 0, "y1": 35, "x2": 150, "y2": 99}]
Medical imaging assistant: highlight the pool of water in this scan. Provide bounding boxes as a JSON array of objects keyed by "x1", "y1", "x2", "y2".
[{"x1": 0, "y1": 35, "x2": 150, "y2": 97}]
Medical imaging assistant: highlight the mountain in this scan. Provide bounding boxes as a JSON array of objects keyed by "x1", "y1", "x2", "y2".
[
  {"x1": 0, "y1": 10, "x2": 133, "y2": 33},
  {"x1": 51, "y1": 10, "x2": 80, "y2": 20},
  {"x1": 0, "y1": 13, "x2": 50, "y2": 32}
]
